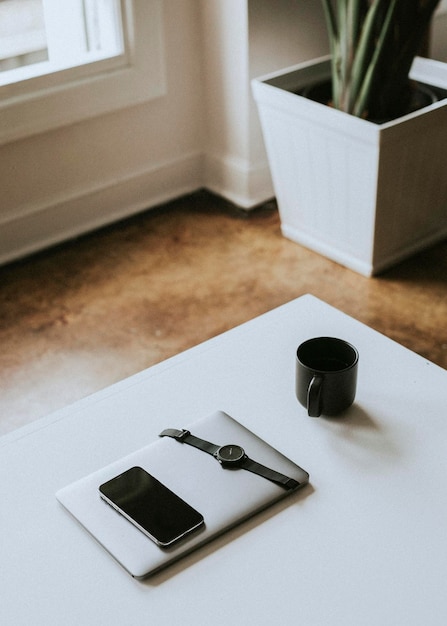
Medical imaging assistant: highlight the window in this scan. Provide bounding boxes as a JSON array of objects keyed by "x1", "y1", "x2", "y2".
[
  {"x1": 0, "y1": 0, "x2": 165, "y2": 145},
  {"x1": 0, "y1": 0, "x2": 48, "y2": 75},
  {"x1": 0, "y1": 0, "x2": 124, "y2": 85}
]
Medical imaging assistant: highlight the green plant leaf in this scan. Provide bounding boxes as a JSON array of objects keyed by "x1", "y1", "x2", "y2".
[
  {"x1": 320, "y1": 0, "x2": 441, "y2": 120},
  {"x1": 352, "y1": 0, "x2": 398, "y2": 117}
]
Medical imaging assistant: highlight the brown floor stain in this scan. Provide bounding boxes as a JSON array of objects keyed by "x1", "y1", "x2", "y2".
[{"x1": 0, "y1": 190, "x2": 446, "y2": 434}]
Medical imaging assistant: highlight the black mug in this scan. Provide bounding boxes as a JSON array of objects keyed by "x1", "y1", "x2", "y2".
[{"x1": 296, "y1": 337, "x2": 359, "y2": 417}]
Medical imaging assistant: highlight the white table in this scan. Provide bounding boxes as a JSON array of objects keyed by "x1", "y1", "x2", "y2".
[{"x1": 1, "y1": 295, "x2": 447, "y2": 625}]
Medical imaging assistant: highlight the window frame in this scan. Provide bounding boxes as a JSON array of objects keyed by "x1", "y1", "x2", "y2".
[{"x1": 0, "y1": 0, "x2": 166, "y2": 145}]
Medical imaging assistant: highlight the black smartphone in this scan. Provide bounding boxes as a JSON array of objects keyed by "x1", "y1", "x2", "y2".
[{"x1": 99, "y1": 466, "x2": 204, "y2": 548}]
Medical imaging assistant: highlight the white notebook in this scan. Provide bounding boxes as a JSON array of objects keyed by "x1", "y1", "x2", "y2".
[{"x1": 56, "y1": 410, "x2": 309, "y2": 578}]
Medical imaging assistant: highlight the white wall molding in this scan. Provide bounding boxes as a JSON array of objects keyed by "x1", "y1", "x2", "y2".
[
  {"x1": 0, "y1": 152, "x2": 203, "y2": 265},
  {"x1": 204, "y1": 153, "x2": 273, "y2": 209},
  {"x1": 1, "y1": 147, "x2": 273, "y2": 267}
]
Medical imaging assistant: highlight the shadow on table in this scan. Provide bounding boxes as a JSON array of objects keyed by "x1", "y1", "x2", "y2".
[{"x1": 319, "y1": 403, "x2": 401, "y2": 466}]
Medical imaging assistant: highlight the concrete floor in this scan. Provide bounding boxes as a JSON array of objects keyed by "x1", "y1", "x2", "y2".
[{"x1": 1, "y1": 190, "x2": 446, "y2": 436}]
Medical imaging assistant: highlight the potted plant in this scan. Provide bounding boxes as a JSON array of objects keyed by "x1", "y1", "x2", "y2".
[{"x1": 252, "y1": 1, "x2": 447, "y2": 276}]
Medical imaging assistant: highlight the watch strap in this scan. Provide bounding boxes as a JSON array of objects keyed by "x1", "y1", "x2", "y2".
[
  {"x1": 240, "y1": 457, "x2": 300, "y2": 490},
  {"x1": 159, "y1": 428, "x2": 219, "y2": 456}
]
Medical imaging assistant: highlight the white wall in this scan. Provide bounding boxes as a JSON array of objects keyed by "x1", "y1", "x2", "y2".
[
  {"x1": 433, "y1": 1, "x2": 447, "y2": 62},
  {"x1": 0, "y1": 0, "x2": 205, "y2": 265},
  {"x1": 0, "y1": 0, "x2": 445, "y2": 265},
  {"x1": 200, "y1": 0, "x2": 328, "y2": 208},
  {"x1": 199, "y1": 0, "x2": 252, "y2": 207}
]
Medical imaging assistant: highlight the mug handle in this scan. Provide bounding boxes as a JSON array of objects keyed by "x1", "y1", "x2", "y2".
[{"x1": 307, "y1": 375, "x2": 323, "y2": 417}]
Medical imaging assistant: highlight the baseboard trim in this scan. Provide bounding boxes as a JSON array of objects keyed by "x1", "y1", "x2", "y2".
[
  {"x1": 0, "y1": 152, "x2": 204, "y2": 265},
  {"x1": 0, "y1": 150, "x2": 275, "y2": 265},
  {"x1": 204, "y1": 153, "x2": 274, "y2": 209}
]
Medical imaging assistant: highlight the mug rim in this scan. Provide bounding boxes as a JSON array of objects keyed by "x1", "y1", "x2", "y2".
[{"x1": 296, "y1": 336, "x2": 359, "y2": 373}]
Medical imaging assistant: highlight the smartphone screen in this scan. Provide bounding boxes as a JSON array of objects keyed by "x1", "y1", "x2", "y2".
[{"x1": 99, "y1": 467, "x2": 204, "y2": 548}]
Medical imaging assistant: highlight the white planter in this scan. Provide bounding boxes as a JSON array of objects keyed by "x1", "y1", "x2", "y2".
[{"x1": 252, "y1": 56, "x2": 447, "y2": 276}]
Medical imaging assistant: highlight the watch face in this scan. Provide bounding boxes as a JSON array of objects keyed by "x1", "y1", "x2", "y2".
[{"x1": 217, "y1": 444, "x2": 245, "y2": 464}]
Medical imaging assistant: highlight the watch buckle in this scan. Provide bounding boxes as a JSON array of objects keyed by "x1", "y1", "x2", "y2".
[{"x1": 176, "y1": 429, "x2": 191, "y2": 442}]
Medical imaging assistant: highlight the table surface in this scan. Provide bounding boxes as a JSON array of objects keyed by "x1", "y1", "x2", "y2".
[{"x1": 1, "y1": 294, "x2": 447, "y2": 626}]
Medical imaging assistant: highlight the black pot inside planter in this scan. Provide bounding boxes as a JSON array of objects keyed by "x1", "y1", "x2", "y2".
[{"x1": 300, "y1": 80, "x2": 446, "y2": 124}]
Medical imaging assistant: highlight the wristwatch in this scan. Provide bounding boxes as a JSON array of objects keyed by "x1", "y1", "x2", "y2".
[{"x1": 159, "y1": 428, "x2": 300, "y2": 490}]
